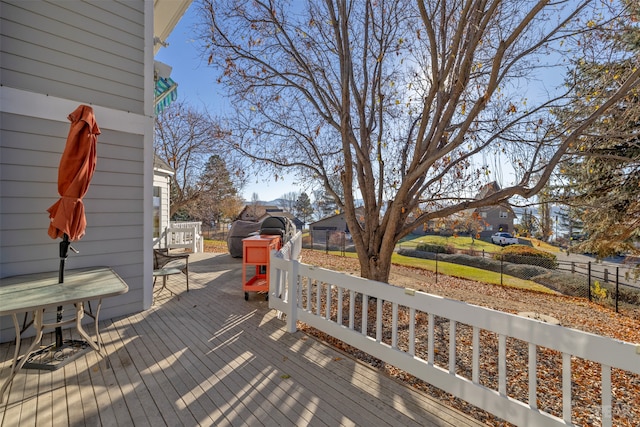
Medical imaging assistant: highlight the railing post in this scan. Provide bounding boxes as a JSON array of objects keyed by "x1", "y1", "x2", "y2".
[
  {"x1": 286, "y1": 259, "x2": 298, "y2": 333},
  {"x1": 615, "y1": 267, "x2": 619, "y2": 313},
  {"x1": 587, "y1": 261, "x2": 591, "y2": 301},
  {"x1": 435, "y1": 250, "x2": 438, "y2": 284}
]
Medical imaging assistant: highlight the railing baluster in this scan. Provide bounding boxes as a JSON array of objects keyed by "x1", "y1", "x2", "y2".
[
  {"x1": 528, "y1": 342, "x2": 537, "y2": 409},
  {"x1": 602, "y1": 364, "x2": 612, "y2": 427},
  {"x1": 392, "y1": 303, "x2": 398, "y2": 349},
  {"x1": 337, "y1": 287, "x2": 343, "y2": 326},
  {"x1": 409, "y1": 307, "x2": 415, "y2": 356},
  {"x1": 325, "y1": 283, "x2": 331, "y2": 320},
  {"x1": 449, "y1": 320, "x2": 456, "y2": 374},
  {"x1": 349, "y1": 290, "x2": 355, "y2": 330},
  {"x1": 472, "y1": 327, "x2": 479, "y2": 384},
  {"x1": 316, "y1": 281, "x2": 322, "y2": 315},
  {"x1": 362, "y1": 294, "x2": 368, "y2": 335},
  {"x1": 499, "y1": 334, "x2": 506, "y2": 396},
  {"x1": 428, "y1": 313, "x2": 434, "y2": 365},
  {"x1": 376, "y1": 298, "x2": 382, "y2": 342},
  {"x1": 562, "y1": 353, "x2": 572, "y2": 423}
]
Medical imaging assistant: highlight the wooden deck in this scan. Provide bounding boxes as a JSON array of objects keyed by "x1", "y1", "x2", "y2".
[{"x1": 0, "y1": 253, "x2": 485, "y2": 427}]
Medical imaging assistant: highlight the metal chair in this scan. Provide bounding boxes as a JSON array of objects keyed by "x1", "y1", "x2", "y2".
[{"x1": 153, "y1": 248, "x2": 189, "y2": 296}]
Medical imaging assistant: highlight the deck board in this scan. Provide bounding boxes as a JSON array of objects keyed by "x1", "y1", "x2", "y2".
[{"x1": 1, "y1": 252, "x2": 485, "y2": 426}]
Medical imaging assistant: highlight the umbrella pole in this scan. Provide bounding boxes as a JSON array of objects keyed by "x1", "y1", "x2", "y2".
[{"x1": 56, "y1": 234, "x2": 71, "y2": 348}]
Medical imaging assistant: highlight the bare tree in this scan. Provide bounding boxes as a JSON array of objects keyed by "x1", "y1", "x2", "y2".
[
  {"x1": 154, "y1": 101, "x2": 245, "y2": 217},
  {"x1": 199, "y1": 0, "x2": 640, "y2": 282},
  {"x1": 278, "y1": 191, "x2": 300, "y2": 212}
]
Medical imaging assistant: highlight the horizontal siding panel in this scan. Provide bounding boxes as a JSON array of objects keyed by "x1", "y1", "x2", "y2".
[
  {"x1": 1, "y1": 114, "x2": 145, "y2": 157},
  {"x1": 0, "y1": 243, "x2": 143, "y2": 268},
  {"x1": 0, "y1": 0, "x2": 145, "y2": 113},
  {"x1": 55, "y1": 0, "x2": 144, "y2": 40},
  {"x1": 1, "y1": 149, "x2": 143, "y2": 183},
  {"x1": 0, "y1": 182, "x2": 142, "y2": 200},
  {"x1": 1, "y1": 225, "x2": 143, "y2": 248},
  {"x1": 98, "y1": 143, "x2": 143, "y2": 162},
  {"x1": 2, "y1": 36, "x2": 142, "y2": 88},
  {"x1": 84, "y1": 199, "x2": 145, "y2": 214},
  {"x1": 0, "y1": 181, "x2": 58, "y2": 199},
  {"x1": 1, "y1": 130, "x2": 67, "y2": 156},
  {"x1": 5, "y1": 1, "x2": 144, "y2": 54},
  {"x1": 1, "y1": 146, "x2": 64, "y2": 169},
  {"x1": 1, "y1": 213, "x2": 61, "y2": 230},
  {"x1": 0, "y1": 197, "x2": 56, "y2": 215},
  {"x1": 91, "y1": 170, "x2": 142, "y2": 187},
  {"x1": 0, "y1": 164, "x2": 60, "y2": 183},
  {"x1": 1, "y1": 15, "x2": 141, "y2": 72},
  {"x1": 84, "y1": 213, "x2": 143, "y2": 228},
  {"x1": 99, "y1": 128, "x2": 145, "y2": 149},
  {"x1": 87, "y1": 185, "x2": 144, "y2": 200},
  {"x1": 0, "y1": 254, "x2": 144, "y2": 284},
  {"x1": 1, "y1": 67, "x2": 144, "y2": 113}
]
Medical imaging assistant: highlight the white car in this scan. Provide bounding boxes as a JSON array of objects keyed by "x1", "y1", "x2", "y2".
[{"x1": 491, "y1": 232, "x2": 518, "y2": 246}]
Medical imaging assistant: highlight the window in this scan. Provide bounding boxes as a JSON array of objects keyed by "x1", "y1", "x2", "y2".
[
  {"x1": 153, "y1": 186, "x2": 161, "y2": 238},
  {"x1": 499, "y1": 211, "x2": 508, "y2": 218}
]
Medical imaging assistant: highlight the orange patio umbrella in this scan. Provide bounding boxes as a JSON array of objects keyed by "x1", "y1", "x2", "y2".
[
  {"x1": 47, "y1": 104, "x2": 100, "y2": 242},
  {"x1": 46, "y1": 104, "x2": 99, "y2": 350}
]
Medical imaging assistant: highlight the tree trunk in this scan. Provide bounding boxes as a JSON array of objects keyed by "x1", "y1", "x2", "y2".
[
  {"x1": 351, "y1": 218, "x2": 398, "y2": 284},
  {"x1": 361, "y1": 253, "x2": 392, "y2": 283}
]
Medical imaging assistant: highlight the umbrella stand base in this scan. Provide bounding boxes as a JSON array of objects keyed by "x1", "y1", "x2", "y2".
[{"x1": 20, "y1": 340, "x2": 91, "y2": 371}]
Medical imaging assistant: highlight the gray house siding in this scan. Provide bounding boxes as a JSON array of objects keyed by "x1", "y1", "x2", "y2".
[
  {"x1": 1, "y1": 0, "x2": 145, "y2": 114},
  {"x1": 0, "y1": 0, "x2": 153, "y2": 342},
  {"x1": 153, "y1": 167, "x2": 172, "y2": 248}
]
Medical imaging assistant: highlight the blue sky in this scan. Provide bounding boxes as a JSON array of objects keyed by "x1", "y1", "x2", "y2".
[
  {"x1": 155, "y1": 2, "x2": 568, "y2": 205},
  {"x1": 154, "y1": 3, "x2": 298, "y2": 202}
]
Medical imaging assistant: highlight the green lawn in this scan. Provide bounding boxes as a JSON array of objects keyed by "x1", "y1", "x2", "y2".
[
  {"x1": 322, "y1": 248, "x2": 554, "y2": 294},
  {"x1": 396, "y1": 234, "x2": 500, "y2": 253},
  {"x1": 391, "y1": 253, "x2": 554, "y2": 293}
]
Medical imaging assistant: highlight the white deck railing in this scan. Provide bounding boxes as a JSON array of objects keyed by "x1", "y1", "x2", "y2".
[
  {"x1": 269, "y1": 235, "x2": 640, "y2": 427},
  {"x1": 165, "y1": 221, "x2": 203, "y2": 252}
]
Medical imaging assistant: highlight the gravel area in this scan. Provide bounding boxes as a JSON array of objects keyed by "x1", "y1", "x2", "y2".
[{"x1": 206, "y1": 243, "x2": 640, "y2": 426}]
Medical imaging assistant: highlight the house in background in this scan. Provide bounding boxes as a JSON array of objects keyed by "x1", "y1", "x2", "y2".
[
  {"x1": 0, "y1": 0, "x2": 192, "y2": 342},
  {"x1": 309, "y1": 208, "x2": 365, "y2": 243},
  {"x1": 474, "y1": 181, "x2": 517, "y2": 238},
  {"x1": 153, "y1": 155, "x2": 174, "y2": 248},
  {"x1": 237, "y1": 204, "x2": 284, "y2": 222}
]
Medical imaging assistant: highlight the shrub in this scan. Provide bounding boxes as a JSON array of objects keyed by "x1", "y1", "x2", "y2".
[
  {"x1": 415, "y1": 242, "x2": 455, "y2": 254},
  {"x1": 494, "y1": 244, "x2": 557, "y2": 269},
  {"x1": 591, "y1": 280, "x2": 608, "y2": 301}
]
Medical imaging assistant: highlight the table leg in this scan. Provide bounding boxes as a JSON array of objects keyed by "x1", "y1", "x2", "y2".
[
  {"x1": 0, "y1": 309, "x2": 45, "y2": 402},
  {"x1": 74, "y1": 302, "x2": 100, "y2": 354}
]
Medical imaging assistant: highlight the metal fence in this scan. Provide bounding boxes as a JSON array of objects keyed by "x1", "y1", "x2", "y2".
[
  {"x1": 306, "y1": 230, "x2": 354, "y2": 254},
  {"x1": 302, "y1": 231, "x2": 640, "y2": 314},
  {"x1": 396, "y1": 248, "x2": 640, "y2": 314}
]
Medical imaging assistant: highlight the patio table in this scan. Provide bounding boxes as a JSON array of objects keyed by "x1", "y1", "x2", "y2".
[{"x1": 0, "y1": 266, "x2": 128, "y2": 401}]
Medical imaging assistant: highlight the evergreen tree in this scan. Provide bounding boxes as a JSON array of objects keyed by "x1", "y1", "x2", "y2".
[
  {"x1": 554, "y1": 0, "x2": 640, "y2": 255},
  {"x1": 557, "y1": 205, "x2": 585, "y2": 241},
  {"x1": 313, "y1": 189, "x2": 338, "y2": 220},
  {"x1": 294, "y1": 192, "x2": 314, "y2": 228},
  {"x1": 191, "y1": 155, "x2": 241, "y2": 225}
]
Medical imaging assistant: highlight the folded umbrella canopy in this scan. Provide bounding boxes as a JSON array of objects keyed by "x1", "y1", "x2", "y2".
[
  {"x1": 47, "y1": 104, "x2": 100, "y2": 241},
  {"x1": 45, "y1": 104, "x2": 99, "y2": 352}
]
